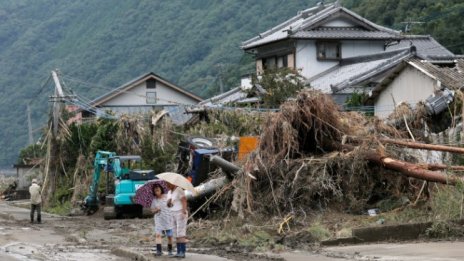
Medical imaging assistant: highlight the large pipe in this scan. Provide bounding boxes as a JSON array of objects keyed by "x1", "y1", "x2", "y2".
[
  {"x1": 185, "y1": 176, "x2": 228, "y2": 201},
  {"x1": 209, "y1": 155, "x2": 240, "y2": 179},
  {"x1": 186, "y1": 156, "x2": 241, "y2": 200}
]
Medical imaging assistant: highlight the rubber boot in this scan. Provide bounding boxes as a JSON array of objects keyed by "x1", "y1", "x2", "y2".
[
  {"x1": 154, "y1": 244, "x2": 162, "y2": 256},
  {"x1": 174, "y1": 243, "x2": 185, "y2": 258},
  {"x1": 180, "y1": 243, "x2": 186, "y2": 258},
  {"x1": 167, "y1": 244, "x2": 173, "y2": 256},
  {"x1": 171, "y1": 243, "x2": 180, "y2": 258}
]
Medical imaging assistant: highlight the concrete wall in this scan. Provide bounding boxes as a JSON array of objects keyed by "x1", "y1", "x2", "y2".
[
  {"x1": 15, "y1": 166, "x2": 41, "y2": 190},
  {"x1": 375, "y1": 66, "x2": 437, "y2": 118}
]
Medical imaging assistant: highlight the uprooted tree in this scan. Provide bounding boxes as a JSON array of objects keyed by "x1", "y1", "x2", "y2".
[{"x1": 228, "y1": 89, "x2": 464, "y2": 218}]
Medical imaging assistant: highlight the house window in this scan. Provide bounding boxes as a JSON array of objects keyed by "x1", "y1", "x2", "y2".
[
  {"x1": 263, "y1": 57, "x2": 276, "y2": 70},
  {"x1": 146, "y1": 92, "x2": 157, "y2": 104},
  {"x1": 277, "y1": 55, "x2": 288, "y2": 68},
  {"x1": 146, "y1": 78, "x2": 156, "y2": 89},
  {"x1": 262, "y1": 54, "x2": 291, "y2": 71},
  {"x1": 317, "y1": 42, "x2": 341, "y2": 60}
]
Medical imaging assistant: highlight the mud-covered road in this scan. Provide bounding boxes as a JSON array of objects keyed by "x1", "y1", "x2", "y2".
[
  {"x1": 0, "y1": 200, "x2": 237, "y2": 261},
  {"x1": 1, "y1": 200, "x2": 464, "y2": 261}
]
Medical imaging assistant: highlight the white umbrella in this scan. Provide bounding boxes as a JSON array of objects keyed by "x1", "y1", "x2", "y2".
[{"x1": 156, "y1": 172, "x2": 196, "y2": 194}]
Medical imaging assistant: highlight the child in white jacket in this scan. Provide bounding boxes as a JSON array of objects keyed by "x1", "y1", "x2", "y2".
[{"x1": 151, "y1": 184, "x2": 174, "y2": 256}]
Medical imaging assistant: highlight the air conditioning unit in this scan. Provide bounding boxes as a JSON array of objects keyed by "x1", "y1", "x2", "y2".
[{"x1": 425, "y1": 88, "x2": 454, "y2": 115}]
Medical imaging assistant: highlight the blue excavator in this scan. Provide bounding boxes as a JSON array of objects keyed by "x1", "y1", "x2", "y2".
[
  {"x1": 83, "y1": 142, "x2": 240, "y2": 220},
  {"x1": 82, "y1": 150, "x2": 156, "y2": 219}
]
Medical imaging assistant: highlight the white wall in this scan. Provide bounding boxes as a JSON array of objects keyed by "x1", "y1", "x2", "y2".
[
  {"x1": 323, "y1": 18, "x2": 356, "y2": 27},
  {"x1": 375, "y1": 66, "x2": 438, "y2": 118},
  {"x1": 296, "y1": 40, "x2": 337, "y2": 78},
  {"x1": 103, "y1": 80, "x2": 199, "y2": 107},
  {"x1": 296, "y1": 40, "x2": 385, "y2": 79},
  {"x1": 342, "y1": 40, "x2": 384, "y2": 58}
]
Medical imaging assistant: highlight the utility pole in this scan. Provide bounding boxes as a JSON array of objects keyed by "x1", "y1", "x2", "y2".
[
  {"x1": 218, "y1": 74, "x2": 224, "y2": 94},
  {"x1": 216, "y1": 64, "x2": 224, "y2": 94},
  {"x1": 43, "y1": 69, "x2": 67, "y2": 207},
  {"x1": 50, "y1": 70, "x2": 65, "y2": 136},
  {"x1": 401, "y1": 20, "x2": 424, "y2": 33},
  {"x1": 27, "y1": 104, "x2": 33, "y2": 145}
]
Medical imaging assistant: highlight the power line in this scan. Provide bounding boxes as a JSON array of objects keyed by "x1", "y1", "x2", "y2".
[{"x1": 27, "y1": 74, "x2": 52, "y2": 106}]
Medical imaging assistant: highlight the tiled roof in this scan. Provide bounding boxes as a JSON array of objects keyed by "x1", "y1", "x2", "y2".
[
  {"x1": 292, "y1": 27, "x2": 401, "y2": 40},
  {"x1": 309, "y1": 48, "x2": 414, "y2": 93},
  {"x1": 387, "y1": 35, "x2": 455, "y2": 60},
  {"x1": 200, "y1": 85, "x2": 265, "y2": 106},
  {"x1": 409, "y1": 58, "x2": 464, "y2": 90},
  {"x1": 242, "y1": 2, "x2": 400, "y2": 49}
]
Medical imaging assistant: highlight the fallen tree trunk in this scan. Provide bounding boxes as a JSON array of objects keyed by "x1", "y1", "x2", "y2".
[
  {"x1": 329, "y1": 142, "x2": 464, "y2": 184},
  {"x1": 366, "y1": 153, "x2": 464, "y2": 185},
  {"x1": 420, "y1": 163, "x2": 464, "y2": 172},
  {"x1": 379, "y1": 138, "x2": 464, "y2": 154}
]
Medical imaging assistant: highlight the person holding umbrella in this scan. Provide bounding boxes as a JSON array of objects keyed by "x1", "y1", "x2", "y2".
[
  {"x1": 151, "y1": 183, "x2": 174, "y2": 256},
  {"x1": 133, "y1": 179, "x2": 173, "y2": 256},
  {"x1": 155, "y1": 172, "x2": 196, "y2": 259},
  {"x1": 167, "y1": 182, "x2": 188, "y2": 258}
]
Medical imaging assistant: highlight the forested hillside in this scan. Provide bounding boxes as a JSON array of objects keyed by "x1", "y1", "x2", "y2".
[
  {"x1": 346, "y1": 0, "x2": 464, "y2": 54},
  {"x1": 0, "y1": 0, "x2": 463, "y2": 167},
  {"x1": 0, "y1": 0, "x2": 314, "y2": 167}
]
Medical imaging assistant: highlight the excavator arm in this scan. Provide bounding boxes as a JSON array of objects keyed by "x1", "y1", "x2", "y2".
[{"x1": 82, "y1": 150, "x2": 116, "y2": 215}]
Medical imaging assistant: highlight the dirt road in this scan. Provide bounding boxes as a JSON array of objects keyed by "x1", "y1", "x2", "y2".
[
  {"x1": 2, "y1": 200, "x2": 464, "y2": 261},
  {"x1": 0, "y1": 200, "x2": 232, "y2": 261}
]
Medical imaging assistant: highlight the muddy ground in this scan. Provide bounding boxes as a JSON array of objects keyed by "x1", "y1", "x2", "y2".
[
  {"x1": 0, "y1": 200, "x2": 342, "y2": 260},
  {"x1": 1, "y1": 200, "x2": 464, "y2": 261}
]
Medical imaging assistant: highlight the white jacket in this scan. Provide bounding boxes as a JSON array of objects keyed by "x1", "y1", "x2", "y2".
[{"x1": 29, "y1": 183, "x2": 42, "y2": 204}]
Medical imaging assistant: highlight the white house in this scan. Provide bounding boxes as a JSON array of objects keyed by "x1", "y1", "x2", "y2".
[
  {"x1": 241, "y1": 1, "x2": 455, "y2": 105},
  {"x1": 85, "y1": 72, "x2": 202, "y2": 123},
  {"x1": 242, "y1": 1, "x2": 401, "y2": 79},
  {"x1": 370, "y1": 58, "x2": 464, "y2": 118}
]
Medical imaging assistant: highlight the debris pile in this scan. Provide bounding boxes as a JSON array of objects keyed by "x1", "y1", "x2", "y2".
[
  {"x1": 27, "y1": 85, "x2": 464, "y2": 223},
  {"x1": 229, "y1": 89, "x2": 464, "y2": 218},
  {"x1": 231, "y1": 90, "x2": 376, "y2": 215}
]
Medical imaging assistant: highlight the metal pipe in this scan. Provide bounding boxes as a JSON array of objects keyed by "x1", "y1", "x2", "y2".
[
  {"x1": 185, "y1": 156, "x2": 242, "y2": 200},
  {"x1": 185, "y1": 176, "x2": 228, "y2": 201},
  {"x1": 209, "y1": 155, "x2": 240, "y2": 179}
]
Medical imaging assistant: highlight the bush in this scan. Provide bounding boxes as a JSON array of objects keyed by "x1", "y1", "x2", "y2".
[{"x1": 254, "y1": 68, "x2": 305, "y2": 108}]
